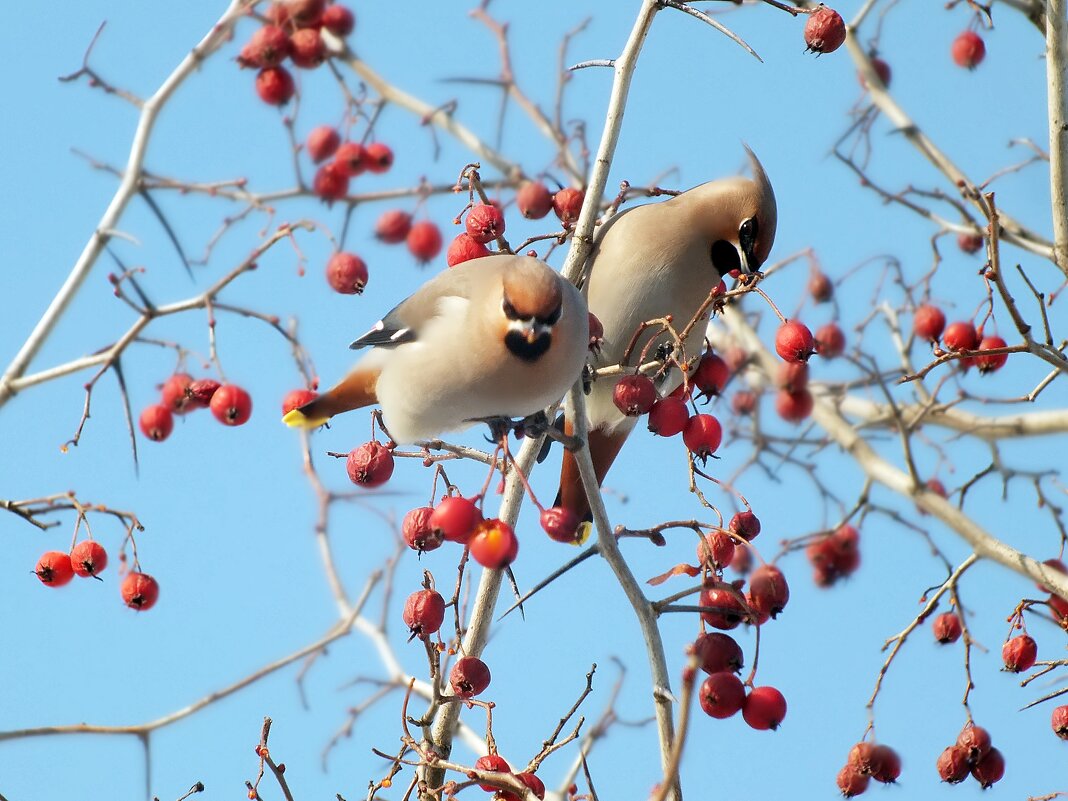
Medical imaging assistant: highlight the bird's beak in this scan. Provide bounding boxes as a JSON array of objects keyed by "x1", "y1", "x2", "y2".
[{"x1": 737, "y1": 243, "x2": 753, "y2": 276}]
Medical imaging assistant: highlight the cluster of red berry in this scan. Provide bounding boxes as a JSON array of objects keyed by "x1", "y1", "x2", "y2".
[
  {"x1": 934, "y1": 723, "x2": 1004, "y2": 789},
  {"x1": 34, "y1": 543, "x2": 158, "y2": 612},
  {"x1": 836, "y1": 741, "x2": 902, "y2": 796},
  {"x1": 913, "y1": 304, "x2": 1009, "y2": 373},
  {"x1": 140, "y1": 374, "x2": 252, "y2": 442},
  {"x1": 805, "y1": 523, "x2": 861, "y2": 587}
]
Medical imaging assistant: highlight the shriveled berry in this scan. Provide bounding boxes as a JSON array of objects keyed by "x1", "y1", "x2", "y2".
[
  {"x1": 1002, "y1": 634, "x2": 1037, "y2": 672},
  {"x1": 777, "y1": 361, "x2": 809, "y2": 393},
  {"x1": 848, "y1": 742, "x2": 885, "y2": 777},
  {"x1": 313, "y1": 162, "x2": 350, "y2": 201},
  {"x1": 683, "y1": 414, "x2": 722, "y2": 460},
  {"x1": 942, "y1": 321, "x2": 978, "y2": 352},
  {"x1": 647, "y1": 397, "x2": 690, "y2": 436},
  {"x1": 836, "y1": 764, "x2": 870, "y2": 797},
  {"x1": 210, "y1": 385, "x2": 253, "y2": 426},
  {"x1": 952, "y1": 30, "x2": 986, "y2": 69},
  {"x1": 742, "y1": 686, "x2": 787, "y2": 730},
  {"x1": 613, "y1": 375, "x2": 657, "y2": 417},
  {"x1": 541, "y1": 506, "x2": 581, "y2": 544},
  {"x1": 188, "y1": 379, "x2": 221, "y2": 406},
  {"x1": 35, "y1": 551, "x2": 75, "y2": 587},
  {"x1": 699, "y1": 672, "x2": 746, "y2": 719},
  {"x1": 334, "y1": 142, "x2": 367, "y2": 177},
  {"x1": 957, "y1": 232, "x2": 984, "y2": 253},
  {"x1": 552, "y1": 188, "x2": 585, "y2": 225},
  {"x1": 375, "y1": 209, "x2": 412, "y2": 243},
  {"x1": 326, "y1": 252, "x2": 368, "y2": 294},
  {"x1": 70, "y1": 540, "x2": 108, "y2": 578},
  {"x1": 121, "y1": 572, "x2": 160, "y2": 611},
  {"x1": 975, "y1": 335, "x2": 1008, "y2": 373},
  {"x1": 970, "y1": 746, "x2": 1004, "y2": 788},
  {"x1": 775, "y1": 321, "x2": 814, "y2": 362},
  {"x1": 364, "y1": 142, "x2": 394, "y2": 173},
  {"x1": 804, "y1": 5, "x2": 846, "y2": 54},
  {"x1": 469, "y1": 518, "x2": 519, "y2": 569},
  {"x1": 517, "y1": 181, "x2": 553, "y2": 219},
  {"x1": 932, "y1": 612, "x2": 962, "y2": 644},
  {"x1": 446, "y1": 233, "x2": 491, "y2": 267},
  {"x1": 283, "y1": 0, "x2": 325, "y2": 28},
  {"x1": 473, "y1": 754, "x2": 511, "y2": 792},
  {"x1": 430, "y1": 496, "x2": 483, "y2": 544},
  {"x1": 306, "y1": 125, "x2": 340, "y2": 163},
  {"x1": 692, "y1": 352, "x2": 730, "y2": 399},
  {"x1": 403, "y1": 506, "x2": 442, "y2": 553},
  {"x1": 732, "y1": 390, "x2": 757, "y2": 416},
  {"x1": 748, "y1": 564, "x2": 789, "y2": 619},
  {"x1": 693, "y1": 632, "x2": 743, "y2": 674},
  {"x1": 161, "y1": 373, "x2": 197, "y2": 414},
  {"x1": 699, "y1": 586, "x2": 748, "y2": 630},
  {"x1": 696, "y1": 530, "x2": 735, "y2": 570},
  {"x1": 913, "y1": 304, "x2": 946, "y2": 341},
  {"x1": 407, "y1": 221, "x2": 443, "y2": 263},
  {"x1": 282, "y1": 389, "x2": 318, "y2": 415},
  {"x1": 289, "y1": 27, "x2": 325, "y2": 68},
  {"x1": 730, "y1": 543, "x2": 752, "y2": 574},
  {"x1": 240, "y1": 25, "x2": 291, "y2": 68},
  {"x1": 513, "y1": 773, "x2": 545, "y2": 801},
  {"x1": 936, "y1": 745, "x2": 970, "y2": 783},
  {"x1": 729, "y1": 511, "x2": 761, "y2": 542},
  {"x1": 956, "y1": 723, "x2": 991, "y2": 762},
  {"x1": 1052, "y1": 705, "x2": 1068, "y2": 740},
  {"x1": 346, "y1": 441, "x2": 394, "y2": 488},
  {"x1": 140, "y1": 404, "x2": 174, "y2": 442},
  {"x1": 465, "y1": 204, "x2": 506, "y2": 244},
  {"x1": 256, "y1": 66, "x2": 295, "y2": 105},
  {"x1": 815, "y1": 323, "x2": 846, "y2": 359},
  {"x1": 870, "y1": 745, "x2": 901, "y2": 783},
  {"x1": 809, "y1": 271, "x2": 833, "y2": 302},
  {"x1": 403, "y1": 589, "x2": 445, "y2": 638},
  {"x1": 450, "y1": 655, "x2": 491, "y2": 699},
  {"x1": 321, "y1": 4, "x2": 355, "y2": 36}
]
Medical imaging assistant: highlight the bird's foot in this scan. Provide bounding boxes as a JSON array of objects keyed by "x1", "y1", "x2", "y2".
[
  {"x1": 466, "y1": 415, "x2": 520, "y2": 444},
  {"x1": 519, "y1": 411, "x2": 583, "y2": 452}
]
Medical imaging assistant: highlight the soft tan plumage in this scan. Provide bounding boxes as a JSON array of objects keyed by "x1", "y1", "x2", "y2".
[
  {"x1": 284, "y1": 254, "x2": 589, "y2": 444},
  {"x1": 558, "y1": 148, "x2": 777, "y2": 519}
]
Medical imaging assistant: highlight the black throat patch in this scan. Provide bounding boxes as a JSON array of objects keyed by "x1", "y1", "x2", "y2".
[{"x1": 505, "y1": 331, "x2": 551, "y2": 362}]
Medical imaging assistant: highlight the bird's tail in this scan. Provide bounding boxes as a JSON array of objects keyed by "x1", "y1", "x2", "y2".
[
  {"x1": 555, "y1": 422, "x2": 629, "y2": 522},
  {"x1": 282, "y1": 367, "x2": 380, "y2": 429}
]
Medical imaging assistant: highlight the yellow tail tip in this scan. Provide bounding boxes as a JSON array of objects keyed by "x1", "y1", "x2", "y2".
[
  {"x1": 574, "y1": 521, "x2": 593, "y2": 546},
  {"x1": 282, "y1": 408, "x2": 329, "y2": 429}
]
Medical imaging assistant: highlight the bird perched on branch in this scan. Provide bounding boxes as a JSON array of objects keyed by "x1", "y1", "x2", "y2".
[
  {"x1": 284, "y1": 254, "x2": 590, "y2": 444},
  {"x1": 557, "y1": 147, "x2": 777, "y2": 520}
]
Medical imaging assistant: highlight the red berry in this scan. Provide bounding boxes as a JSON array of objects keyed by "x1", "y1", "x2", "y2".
[
  {"x1": 944, "y1": 322, "x2": 978, "y2": 353},
  {"x1": 808, "y1": 271, "x2": 833, "y2": 302},
  {"x1": 450, "y1": 655, "x2": 491, "y2": 699},
  {"x1": 540, "y1": 506, "x2": 581, "y2": 544},
  {"x1": 469, "y1": 518, "x2": 519, "y2": 569},
  {"x1": 777, "y1": 361, "x2": 809, "y2": 393},
  {"x1": 70, "y1": 540, "x2": 108, "y2": 578},
  {"x1": 430, "y1": 496, "x2": 483, "y2": 544},
  {"x1": 693, "y1": 632, "x2": 743, "y2": 674},
  {"x1": 847, "y1": 742, "x2": 882, "y2": 776},
  {"x1": 956, "y1": 723, "x2": 992, "y2": 762},
  {"x1": 815, "y1": 323, "x2": 846, "y2": 359},
  {"x1": 957, "y1": 232, "x2": 984, "y2": 253},
  {"x1": 35, "y1": 551, "x2": 75, "y2": 587},
  {"x1": 363, "y1": 142, "x2": 394, "y2": 174},
  {"x1": 334, "y1": 142, "x2": 368, "y2": 177},
  {"x1": 402, "y1": 589, "x2": 446, "y2": 639},
  {"x1": 692, "y1": 352, "x2": 730, "y2": 399},
  {"x1": 775, "y1": 321, "x2": 814, "y2": 363},
  {"x1": 859, "y1": 56, "x2": 892, "y2": 89},
  {"x1": 465, "y1": 204, "x2": 506, "y2": 244},
  {"x1": 326, "y1": 251, "x2": 368, "y2": 294},
  {"x1": 776, "y1": 388, "x2": 813, "y2": 423},
  {"x1": 1050, "y1": 592, "x2": 1068, "y2": 623},
  {"x1": 313, "y1": 162, "x2": 350, "y2": 201},
  {"x1": 161, "y1": 372, "x2": 196, "y2": 414},
  {"x1": 683, "y1": 414, "x2": 722, "y2": 460},
  {"x1": 283, "y1": 0, "x2": 325, "y2": 28},
  {"x1": 1052, "y1": 705, "x2": 1068, "y2": 740},
  {"x1": 937, "y1": 745, "x2": 970, "y2": 783},
  {"x1": 696, "y1": 530, "x2": 735, "y2": 570},
  {"x1": 306, "y1": 125, "x2": 340, "y2": 163},
  {"x1": 512, "y1": 773, "x2": 545, "y2": 801},
  {"x1": 188, "y1": 379, "x2": 221, "y2": 406},
  {"x1": 731, "y1": 390, "x2": 757, "y2": 416},
  {"x1": 289, "y1": 27, "x2": 325, "y2": 68},
  {"x1": 256, "y1": 66, "x2": 295, "y2": 105},
  {"x1": 975, "y1": 335, "x2": 1008, "y2": 373},
  {"x1": 346, "y1": 441, "x2": 394, "y2": 488},
  {"x1": 804, "y1": 5, "x2": 846, "y2": 54},
  {"x1": 139, "y1": 404, "x2": 174, "y2": 442},
  {"x1": 121, "y1": 571, "x2": 160, "y2": 611},
  {"x1": 836, "y1": 765, "x2": 870, "y2": 797},
  {"x1": 321, "y1": 4, "x2": 355, "y2": 36},
  {"x1": 952, "y1": 30, "x2": 986, "y2": 69},
  {"x1": 1002, "y1": 634, "x2": 1037, "y2": 672},
  {"x1": 407, "y1": 221, "x2": 443, "y2": 263},
  {"x1": 970, "y1": 746, "x2": 1004, "y2": 788},
  {"x1": 730, "y1": 543, "x2": 752, "y2": 574},
  {"x1": 516, "y1": 181, "x2": 553, "y2": 219},
  {"x1": 668, "y1": 380, "x2": 693, "y2": 401},
  {"x1": 446, "y1": 233, "x2": 492, "y2": 267},
  {"x1": 613, "y1": 375, "x2": 657, "y2": 417},
  {"x1": 926, "y1": 477, "x2": 948, "y2": 498},
  {"x1": 282, "y1": 388, "x2": 318, "y2": 415},
  {"x1": 699, "y1": 586, "x2": 748, "y2": 630},
  {"x1": 552, "y1": 188, "x2": 585, "y2": 225},
  {"x1": 1036, "y1": 557, "x2": 1068, "y2": 593},
  {"x1": 587, "y1": 312, "x2": 604, "y2": 351},
  {"x1": 932, "y1": 612, "x2": 962, "y2": 644},
  {"x1": 748, "y1": 564, "x2": 790, "y2": 619},
  {"x1": 913, "y1": 304, "x2": 946, "y2": 341},
  {"x1": 403, "y1": 506, "x2": 443, "y2": 553},
  {"x1": 375, "y1": 209, "x2": 412, "y2": 243},
  {"x1": 647, "y1": 397, "x2": 690, "y2": 436},
  {"x1": 473, "y1": 754, "x2": 511, "y2": 792},
  {"x1": 210, "y1": 384, "x2": 253, "y2": 426},
  {"x1": 240, "y1": 25, "x2": 291, "y2": 68},
  {"x1": 729, "y1": 511, "x2": 761, "y2": 542},
  {"x1": 742, "y1": 686, "x2": 787, "y2": 730},
  {"x1": 870, "y1": 745, "x2": 901, "y2": 784},
  {"x1": 699, "y1": 672, "x2": 746, "y2": 719}
]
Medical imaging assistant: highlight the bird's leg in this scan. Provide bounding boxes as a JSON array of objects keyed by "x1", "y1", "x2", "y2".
[
  {"x1": 465, "y1": 414, "x2": 519, "y2": 444},
  {"x1": 370, "y1": 409, "x2": 398, "y2": 448},
  {"x1": 581, "y1": 362, "x2": 595, "y2": 395},
  {"x1": 518, "y1": 410, "x2": 584, "y2": 452}
]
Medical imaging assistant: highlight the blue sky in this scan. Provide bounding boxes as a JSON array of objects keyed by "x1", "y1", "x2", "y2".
[{"x1": 2, "y1": 2, "x2": 1065, "y2": 800}]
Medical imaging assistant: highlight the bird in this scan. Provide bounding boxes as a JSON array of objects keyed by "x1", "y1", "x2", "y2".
[
  {"x1": 283, "y1": 254, "x2": 590, "y2": 444},
  {"x1": 557, "y1": 147, "x2": 777, "y2": 520}
]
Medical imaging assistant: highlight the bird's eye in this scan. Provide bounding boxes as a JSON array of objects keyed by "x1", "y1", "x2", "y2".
[
  {"x1": 502, "y1": 299, "x2": 522, "y2": 320},
  {"x1": 536, "y1": 304, "x2": 562, "y2": 326},
  {"x1": 739, "y1": 217, "x2": 758, "y2": 245}
]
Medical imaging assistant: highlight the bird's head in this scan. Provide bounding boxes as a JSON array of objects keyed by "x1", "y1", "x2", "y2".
[
  {"x1": 691, "y1": 146, "x2": 777, "y2": 278},
  {"x1": 499, "y1": 259, "x2": 564, "y2": 362}
]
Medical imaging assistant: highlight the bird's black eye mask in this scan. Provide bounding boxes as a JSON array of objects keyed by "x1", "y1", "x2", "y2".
[
  {"x1": 503, "y1": 298, "x2": 562, "y2": 326},
  {"x1": 710, "y1": 239, "x2": 741, "y2": 275}
]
